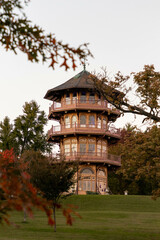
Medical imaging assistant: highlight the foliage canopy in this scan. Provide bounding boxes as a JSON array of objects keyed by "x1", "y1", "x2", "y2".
[
  {"x1": 0, "y1": 0, "x2": 92, "y2": 70},
  {"x1": 94, "y1": 65, "x2": 160, "y2": 123}
]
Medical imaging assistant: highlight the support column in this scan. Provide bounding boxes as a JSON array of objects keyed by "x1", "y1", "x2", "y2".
[
  {"x1": 96, "y1": 165, "x2": 97, "y2": 193},
  {"x1": 106, "y1": 166, "x2": 108, "y2": 189},
  {"x1": 76, "y1": 165, "x2": 79, "y2": 195}
]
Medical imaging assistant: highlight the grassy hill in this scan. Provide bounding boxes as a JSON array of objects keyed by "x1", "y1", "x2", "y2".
[{"x1": 1, "y1": 195, "x2": 160, "y2": 240}]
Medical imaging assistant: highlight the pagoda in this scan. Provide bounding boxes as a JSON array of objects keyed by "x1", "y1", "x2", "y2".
[{"x1": 44, "y1": 70, "x2": 121, "y2": 195}]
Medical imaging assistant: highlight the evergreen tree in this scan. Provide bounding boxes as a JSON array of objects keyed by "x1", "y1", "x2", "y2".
[
  {"x1": 0, "y1": 116, "x2": 13, "y2": 151},
  {"x1": 13, "y1": 100, "x2": 51, "y2": 155}
]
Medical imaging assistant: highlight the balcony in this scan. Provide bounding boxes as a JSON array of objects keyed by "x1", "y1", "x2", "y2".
[
  {"x1": 48, "y1": 99, "x2": 120, "y2": 118},
  {"x1": 48, "y1": 124, "x2": 121, "y2": 139},
  {"x1": 51, "y1": 152, "x2": 121, "y2": 166}
]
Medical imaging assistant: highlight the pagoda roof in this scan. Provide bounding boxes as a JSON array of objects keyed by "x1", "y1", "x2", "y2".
[
  {"x1": 44, "y1": 69, "x2": 124, "y2": 103},
  {"x1": 44, "y1": 70, "x2": 96, "y2": 101}
]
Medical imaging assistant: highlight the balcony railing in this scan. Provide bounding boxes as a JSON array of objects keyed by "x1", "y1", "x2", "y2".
[
  {"x1": 48, "y1": 123, "x2": 121, "y2": 138},
  {"x1": 51, "y1": 152, "x2": 121, "y2": 166},
  {"x1": 49, "y1": 99, "x2": 119, "y2": 114}
]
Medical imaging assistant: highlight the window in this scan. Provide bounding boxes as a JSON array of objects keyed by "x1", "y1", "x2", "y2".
[
  {"x1": 97, "y1": 116, "x2": 101, "y2": 128},
  {"x1": 89, "y1": 93, "x2": 95, "y2": 104},
  {"x1": 98, "y1": 170, "x2": 106, "y2": 176},
  {"x1": 87, "y1": 181, "x2": 91, "y2": 191},
  {"x1": 72, "y1": 92, "x2": 77, "y2": 104},
  {"x1": 89, "y1": 115, "x2": 95, "y2": 127},
  {"x1": 97, "y1": 141, "x2": 102, "y2": 156},
  {"x1": 71, "y1": 115, "x2": 77, "y2": 127},
  {"x1": 64, "y1": 144, "x2": 70, "y2": 156},
  {"x1": 79, "y1": 181, "x2": 82, "y2": 190},
  {"x1": 83, "y1": 181, "x2": 86, "y2": 191},
  {"x1": 66, "y1": 93, "x2": 70, "y2": 105},
  {"x1": 80, "y1": 115, "x2": 86, "y2": 127},
  {"x1": 80, "y1": 168, "x2": 94, "y2": 174},
  {"x1": 102, "y1": 143, "x2": 107, "y2": 157},
  {"x1": 88, "y1": 143, "x2": 95, "y2": 155},
  {"x1": 80, "y1": 143, "x2": 86, "y2": 155},
  {"x1": 71, "y1": 143, "x2": 77, "y2": 155},
  {"x1": 65, "y1": 116, "x2": 70, "y2": 128},
  {"x1": 92, "y1": 182, "x2": 95, "y2": 191},
  {"x1": 80, "y1": 168, "x2": 95, "y2": 192},
  {"x1": 98, "y1": 94, "x2": 101, "y2": 105},
  {"x1": 103, "y1": 118, "x2": 107, "y2": 129},
  {"x1": 80, "y1": 92, "x2": 86, "y2": 103}
]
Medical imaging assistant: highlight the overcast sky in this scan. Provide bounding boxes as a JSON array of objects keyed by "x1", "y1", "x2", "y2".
[{"x1": 1, "y1": 0, "x2": 160, "y2": 130}]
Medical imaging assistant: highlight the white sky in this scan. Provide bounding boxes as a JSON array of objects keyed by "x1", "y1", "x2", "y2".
[{"x1": 1, "y1": 0, "x2": 160, "y2": 131}]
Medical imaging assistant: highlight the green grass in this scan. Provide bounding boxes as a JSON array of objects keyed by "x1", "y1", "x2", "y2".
[{"x1": 1, "y1": 195, "x2": 160, "y2": 240}]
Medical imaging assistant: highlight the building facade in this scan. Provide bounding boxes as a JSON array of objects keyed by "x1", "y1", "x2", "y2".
[{"x1": 44, "y1": 70, "x2": 121, "y2": 195}]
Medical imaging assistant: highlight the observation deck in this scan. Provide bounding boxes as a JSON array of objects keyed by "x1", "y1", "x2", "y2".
[
  {"x1": 48, "y1": 99, "x2": 120, "y2": 121},
  {"x1": 48, "y1": 124, "x2": 121, "y2": 142},
  {"x1": 52, "y1": 152, "x2": 121, "y2": 167}
]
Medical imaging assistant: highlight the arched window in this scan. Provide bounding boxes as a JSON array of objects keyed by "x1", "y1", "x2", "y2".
[
  {"x1": 98, "y1": 169, "x2": 106, "y2": 176},
  {"x1": 80, "y1": 92, "x2": 86, "y2": 103},
  {"x1": 65, "y1": 116, "x2": 70, "y2": 128},
  {"x1": 79, "y1": 168, "x2": 95, "y2": 192},
  {"x1": 80, "y1": 115, "x2": 86, "y2": 127},
  {"x1": 89, "y1": 115, "x2": 95, "y2": 127},
  {"x1": 71, "y1": 115, "x2": 77, "y2": 127},
  {"x1": 80, "y1": 168, "x2": 94, "y2": 174}
]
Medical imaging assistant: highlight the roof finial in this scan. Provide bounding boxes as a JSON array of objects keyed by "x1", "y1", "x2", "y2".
[
  {"x1": 84, "y1": 60, "x2": 86, "y2": 70},
  {"x1": 82, "y1": 57, "x2": 89, "y2": 71}
]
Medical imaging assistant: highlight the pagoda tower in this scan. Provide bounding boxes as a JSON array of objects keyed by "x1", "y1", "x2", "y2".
[{"x1": 44, "y1": 70, "x2": 121, "y2": 195}]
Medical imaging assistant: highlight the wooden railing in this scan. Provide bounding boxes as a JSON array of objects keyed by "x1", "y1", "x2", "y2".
[
  {"x1": 49, "y1": 99, "x2": 119, "y2": 114},
  {"x1": 51, "y1": 152, "x2": 121, "y2": 165},
  {"x1": 48, "y1": 124, "x2": 121, "y2": 138}
]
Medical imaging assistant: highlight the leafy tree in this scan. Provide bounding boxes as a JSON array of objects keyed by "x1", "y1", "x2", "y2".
[
  {"x1": 94, "y1": 65, "x2": 160, "y2": 122},
  {"x1": 0, "y1": 149, "x2": 55, "y2": 225},
  {"x1": 0, "y1": 116, "x2": 13, "y2": 151},
  {"x1": 109, "y1": 125, "x2": 160, "y2": 195},
  {"x1": 12, "y1": 100, "x2": 51, "y2": 155},
  {"x1": 0, "y1": 0, "x2": 92, "y2": 70},
  {"x1": 22, "y1": 150, "x2": 78, "y2": 232}
]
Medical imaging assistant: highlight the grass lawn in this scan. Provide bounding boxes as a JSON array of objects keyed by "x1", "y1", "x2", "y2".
[{"x1": 0, "y1": 195, "x2": 160, "y2": 240}]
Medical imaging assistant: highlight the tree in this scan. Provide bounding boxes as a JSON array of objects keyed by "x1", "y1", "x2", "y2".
[
  {"x1": 0, "y1": 116, "x2": 13, "y2": 151},
  {"x1": 0, "y1": 149, "x2": 55, "y2": 226},
  {"x1": 12, "y1": 100, "x2": 51, "y2": 155},
  {"x1": 0, "y1": 149, "x2": 79, "y2": 227},
  {"x1": 0, "y1": 0, "x2": 92, "y2": 70},
  {"x1": 108, "y1": 125, "x2": 160, "y2": 195},
  {"x1": 0, "y1": 101, "x2": 51, "y2": 155},
  {"x1": 22, "y1": 150, "x2": 79, "y2": 232},
  {"x1": 93, "y1": 65, "x2": 160, "y2": 123}
]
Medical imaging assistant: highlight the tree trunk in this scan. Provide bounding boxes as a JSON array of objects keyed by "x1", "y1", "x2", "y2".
[
  {"x1": 23, "y1": 207, "x2": 27, "y2": 223},
  {"x1": 53, "y1": 204, "x2": 56, "y2": 232}
]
